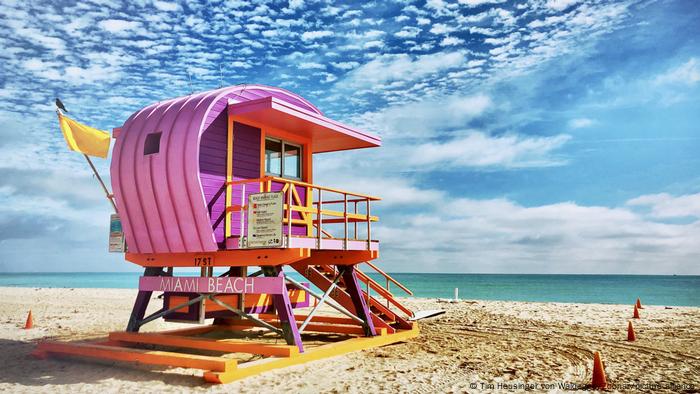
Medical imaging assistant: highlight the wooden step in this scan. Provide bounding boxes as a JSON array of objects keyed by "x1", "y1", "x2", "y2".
[
  {"x1": 34, "y1": 341, "x2": 236, "y2": 372},
  {"x1": 108, "y1": 332, "x2": 298, "y2": 357}
]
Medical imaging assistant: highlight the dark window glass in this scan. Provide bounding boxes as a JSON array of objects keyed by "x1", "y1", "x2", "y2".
[
  {"x1": 144, "y1": 132, "x2": 162, "y2": 155},
  {"x1": 283, "y1": 144, "x2": 301, "y2": 179},
  {"x1": 265, "y1": 139, "x2": 282, "y2": 175}
]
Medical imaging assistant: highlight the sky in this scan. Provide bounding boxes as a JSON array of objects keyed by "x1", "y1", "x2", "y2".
[{"x1": 0, "y1": 0, "x2": 698, "y2": 274}]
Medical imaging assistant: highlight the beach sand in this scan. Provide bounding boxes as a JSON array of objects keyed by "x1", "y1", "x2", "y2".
[{"x1": 0, "y1": 287, "x2": 697, "y2": 393}]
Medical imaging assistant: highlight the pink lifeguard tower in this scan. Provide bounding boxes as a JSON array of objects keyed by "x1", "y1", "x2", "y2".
[{"x1": 35, "y1": 85, "x2": 418, "y2": 383}]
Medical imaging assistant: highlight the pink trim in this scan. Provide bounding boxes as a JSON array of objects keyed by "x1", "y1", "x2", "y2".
[
  {"x1": 228, "y1": 97, "x2": 381, "y2": 153},
  {"x1": 224, "y1": 237, "x2": 379, "y2": 251},
  {"x1": 139, "y1": 276, "x2": 284, "y2": 294}
]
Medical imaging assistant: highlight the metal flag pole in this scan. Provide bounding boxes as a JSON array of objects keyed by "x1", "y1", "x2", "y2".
[
  {"x1": 56, "y1": 108, "x2": 117, "y2": 213},
  {"x1": 83, "y1": 153, "x2": 117, "y2": 213}
]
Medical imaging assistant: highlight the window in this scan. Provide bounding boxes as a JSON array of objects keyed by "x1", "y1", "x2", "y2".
[
  {"x1": 283, "y1": 144, "x2": 300, "y2": 178},
  {"x1": 265, "y1": 139, "x2": 282, "y2": 175},
  {"x1": 265, "y1": 138, "x2": 301, "y2": 179},
  {"x1": 144, "y1": 132, "x2": 162, "y2": 155}
]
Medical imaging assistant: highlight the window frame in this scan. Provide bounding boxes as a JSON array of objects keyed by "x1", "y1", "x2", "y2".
[{"x1": 264, "y1": 137, "x2": 302, "y2": 180}]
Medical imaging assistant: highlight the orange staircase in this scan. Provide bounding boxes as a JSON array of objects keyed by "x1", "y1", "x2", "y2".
[{"x1": 292, "y1": 262, "x2": 414, "y2": 334}]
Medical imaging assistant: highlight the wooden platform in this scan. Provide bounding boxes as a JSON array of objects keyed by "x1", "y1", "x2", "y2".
[{"x1": 33, "y1": 323, "x2": 419, "y2": 384}]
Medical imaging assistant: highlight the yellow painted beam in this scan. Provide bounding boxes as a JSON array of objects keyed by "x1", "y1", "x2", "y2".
[{"x1": 203, "y1": 325, "x2": 419, "y2": 383}]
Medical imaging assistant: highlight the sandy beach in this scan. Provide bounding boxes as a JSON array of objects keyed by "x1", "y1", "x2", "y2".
[{"x1": 0, "y1": 287, "x2": 698, "y2": 393}]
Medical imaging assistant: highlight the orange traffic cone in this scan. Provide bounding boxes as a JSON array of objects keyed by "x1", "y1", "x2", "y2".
[
  {"x1": 591, "y1": 351, "x2": 607, "y2": 389},
  {"x1": 636, "y1": 298, "x2": 643, "y2": 309},
  {"x1": 627, "y1": 321, "x2": 636, "y2": 341},
  {"x1": 24, "y1": 310, "x2": 33, "y2": 329},
  {"x1": 633, "y1": 304, "x2": 640, "y2": 319}
]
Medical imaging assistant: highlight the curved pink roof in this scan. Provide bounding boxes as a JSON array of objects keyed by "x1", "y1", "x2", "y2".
[{"x1": 110, "y1": 85, "x2": 322, "y2": 254}]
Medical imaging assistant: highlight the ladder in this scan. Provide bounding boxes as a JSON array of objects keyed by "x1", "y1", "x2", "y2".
[{"x1": 292, "y1": 262, "x2": 414, "y2": 334}]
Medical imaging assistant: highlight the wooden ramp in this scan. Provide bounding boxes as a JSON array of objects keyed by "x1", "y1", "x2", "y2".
[{"x1": 33, "y1": 323, "x2": 419, "y2": 384}]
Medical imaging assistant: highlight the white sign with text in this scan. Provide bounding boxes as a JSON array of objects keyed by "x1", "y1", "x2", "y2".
[{"x1": 246, "y1": 191, "x2": 284, "y2": 248}]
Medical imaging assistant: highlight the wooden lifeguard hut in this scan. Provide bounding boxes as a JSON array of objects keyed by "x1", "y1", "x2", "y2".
[{"x1": 35, "y1": 84, "x2": 418, "y2": 383}]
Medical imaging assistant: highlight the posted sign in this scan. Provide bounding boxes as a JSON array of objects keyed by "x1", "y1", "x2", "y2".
[
  {"x1": 246, "y1": 191, "x2": 284, "y2": 248},
  {"x1": 109, "y1": 214, "x2": 126, "y2": 252}
]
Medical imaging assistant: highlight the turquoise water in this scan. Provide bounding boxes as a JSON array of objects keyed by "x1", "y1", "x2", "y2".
[{"x1": 0, "y1": 272, "x2": 697, "y2": 307}]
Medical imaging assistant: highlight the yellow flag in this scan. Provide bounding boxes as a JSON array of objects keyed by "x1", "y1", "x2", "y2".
[{"x1": 58, "y1": 113, "x2": 111, "y2": 158}]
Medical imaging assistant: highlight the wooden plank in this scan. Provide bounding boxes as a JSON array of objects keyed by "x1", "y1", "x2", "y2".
[
  {"x1": 217, "y1": 318, "x2": 367, "y2": 335},
  {"x1": 157, "y1": 325, "x2": 218, "y2": 337},
  {"x1": 257, "y1": 313, "x2": 362, "y2": 326},
  {"x1": 34, "y1": 341, "x2": 236, "y2": 372},
  {"x1": 203, "y1": 325, "x2": 418, "y2": 384},
  {"x1": 109, "y1": 332, "x2": 298, "y2": 357}
]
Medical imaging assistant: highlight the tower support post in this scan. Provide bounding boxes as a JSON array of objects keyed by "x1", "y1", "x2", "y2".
[
  {"x1": 126, "y1": 267, "x2": 164, "y2": 332},
  {"x1": 341, "y1": 265, "x2": 377, "y2": 336},
  {"x1": 262, "y1": 266, "x2": 304, "y2": 352}
]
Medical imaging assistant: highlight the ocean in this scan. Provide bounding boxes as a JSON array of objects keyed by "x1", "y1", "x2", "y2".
[{"x1": 0, "y1": 272, "x2": 697, "y2": 307}]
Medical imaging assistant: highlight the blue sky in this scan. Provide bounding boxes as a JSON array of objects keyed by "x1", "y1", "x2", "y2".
[{"x1": 0, "y1": 0, "x2": 698, "y2": 274}]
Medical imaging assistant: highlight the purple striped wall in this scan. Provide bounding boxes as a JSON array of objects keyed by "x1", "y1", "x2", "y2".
[
  {"x1": 199, "y1": 121, "x2": 262, "y2": 244},
  {"x1": 199, "y1": 118, "x2": 309, "y2": 243},
  {"x1": 199, "y1": 110, "x2": 228, "y2": 245},
  {"x1": 230, "y1": 122, "x2": 261, "y2": 237}
]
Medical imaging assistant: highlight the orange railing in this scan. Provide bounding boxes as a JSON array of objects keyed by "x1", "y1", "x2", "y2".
[
  {"x1": 224, "y1": 176, "x2": 379, "y2": 249},
  {"x1": 357, "y1": 261, "x2": 413, "y2": 316}
]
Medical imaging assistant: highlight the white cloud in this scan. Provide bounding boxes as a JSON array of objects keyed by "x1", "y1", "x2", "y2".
[
  {"x1": 546, "y1": 0, "x2": 581, "y2": 11},
  {"x1": 321, "y1": 73, "x2": 337, "y2": 83},
  {"x1": 627, "y1": 193, "x2": 700, "y2": 219},
  {"x1": 231, "y1": 60, "x2": 252, "y2": 69},
  {"x1": 429, "y1": 23, "x2": 455, "y2": 35},
  {"x1": 298, "y1": 62, "x2": 325, "y2": 69},
  {"x1": 377, "y1": 193, "x2": 700, "y2": 274},
  {"x1": 288, "y1": 0, "x2": 304, "y2": 10},
  {"x1": 331, "y1": 61, "x2": 360, "y2": 70},
  {"x1": 655, "y1": 58, "x2": 700, "y2": 86},
  {"x1": 63, "y1": 64, "x2": 123, "y2": 84},
  {"x1": 467, "y1": 59, "x2": 486, "y2": 68},
  {"x1": 338, "y1": 51, "x2": 467, "y2": 89},
  {"x1": 568, "y1": 117, "x2": 594, "y2": 129},
  {"x1": 458, "y1": 0, "x2": 506, "y2": 7},
  {"x1": 301, "y1": 30, "x2": 333, "y2": 41},
  {"x1": 357, "y1": 94, "x2": 492, "y2": 138},
  {"x1": 153, "y1": 1, "x2": 181, "y2": 12},
  {"x1": 410, "y1": 132, "x2": 571, "y2": 168},
  {"x1": 440, "y1": 36, "x2": 465, "y2": 46},
  {"x1": 98, "y1": 19, "x2": 141, "y2": 33},
  {"x1": 469, "y1": 26, "x2": 499, "y2": 36},
  {"x1": 425, "y1": 0, "x2": 452, "y2": 15},
  {"x1": 363, "y1": 40, "x2": 384, "y2": 49},
  {"x1": 395, "y1": 26, "x2": 422, "y2": 38}
]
